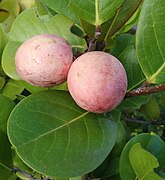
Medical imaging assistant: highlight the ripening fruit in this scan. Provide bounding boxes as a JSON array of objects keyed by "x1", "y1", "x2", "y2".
[
  {"x1": 67, "y1": 51, "x2": 127, "y2": 113},
  {"x1": 15, "y1": 34, "x2": 73, "y2": 87}
]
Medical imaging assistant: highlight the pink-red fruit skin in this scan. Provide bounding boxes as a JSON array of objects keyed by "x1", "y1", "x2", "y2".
[
  {"x1": 15, "y1": 34, "x2": 73, "y2": 87},
  {"x1": 67, "y1": 51, "x2": 127, "y2": 113}
]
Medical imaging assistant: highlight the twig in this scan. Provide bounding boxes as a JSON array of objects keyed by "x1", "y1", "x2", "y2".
[
  {"x1": 13, "y1": 167, "x2": 34, "y2": 180},
  {"x1": 87, "y1": 26, "x2": 101, "y2": 52},
  {"x1": 123, "y1": 117, "x2": 165, "y2": 126},
  {"x1": 123, "y1": 117, "x2": 151, "y2": 124},
  {"x1": 126, "y1": 84, "x2": 165, "y2": 98},
  {"x1": 13, "y1": 167, "x2": 51, "y2": 180}
]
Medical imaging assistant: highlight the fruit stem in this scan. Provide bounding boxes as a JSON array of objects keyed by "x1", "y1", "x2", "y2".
[{"x1": 87, "y1": 26, "x2": 101, "y2": 52}]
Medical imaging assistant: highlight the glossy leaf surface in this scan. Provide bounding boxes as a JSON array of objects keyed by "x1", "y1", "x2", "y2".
[
  {"x1": 136, "y1": 0, "x2": 165, "y2": 84},
  {"x1": 119, "y1": 45, "x2": 145, "y2": 90},
  {"x1": 70, "y1": 0, "x2": 124, "y2": 25},
  {"x1": 8, "y1": 90, "x2": 117, "y2": 177},
  {"x1": 129, "y1": 143, "x2": 162, "y2": 180},
  {"x1": 118, "y1": 95, "x2": 151, "y2": 110},
  {"x1": 104, "y1": 0, "x2": 142, "y2": 40},
  {"x1": 120, "y1": 133, "x2": 165, "y2": 180}
]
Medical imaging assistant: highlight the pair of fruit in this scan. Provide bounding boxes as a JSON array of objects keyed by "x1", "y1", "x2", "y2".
[{"x1": 15, "y1": 34, "x2": 127, "y2": 113}]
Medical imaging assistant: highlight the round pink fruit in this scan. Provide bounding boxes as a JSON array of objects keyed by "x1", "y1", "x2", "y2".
[
  {"x1": 67, "y1": 51, "x2": 127, "y2": 113},
  {"x1": 15, "y1": 34, "x2": 73, "y2": 87}
]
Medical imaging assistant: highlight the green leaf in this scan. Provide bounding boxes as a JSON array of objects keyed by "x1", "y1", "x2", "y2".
[
  {"x1": 117, "y1": 95, "x2": 151, "y2": 111},
  {"x1": 0, "y1": 24, "x2": 8, "y2": 57},
  {"x1": 22, "y1": 81, "x2": 46, "y2": 94},
  {"x1": 110, "y1": 34, "x2": 134, "y2": 57},
  {"x1": 2, "y1": 8, "x2": 87, "y2": 80},
  {"x1": 104, "y1": 0, "x2": 142, "y2": 40},
  {"x1": 118, "y1": 45, "x2": 145, "y2": 90},
  {"x1": 103, "y1": 157, "x2": 120, "y2": 180},
  {"x1": 0, "y1": 0, "x2": 20, "y2": 16},
  {"x1": 0, "y1": 130, "x2": 13, "y2": 179},
  {"x1": 129, "y1": 143, "x2": 163, "y2": 180},
  {"x1": 0, "y1": 76, "x2": 5, "y2": 90},
  {"x1": 120, "y1": 8, "x2": 140, "y2": 34},
  {"x1": 1, "y1": 41, "x2": 20, "y2": 80},
  {"x1": 69, "y1": 0, "x2": 124, "y2": 26},
  {"x1": 120, "y1": 133, "x2": 165, "y2": 180},
  {"x1": 0, "y1": 9, "x2": 9, "y2": 22},
  {"x1": 13, "y1": 150, "x2": 40, "y2": 179},
  {"x1": 7, "y1": 90, "x2": 117, "y2": 177},
  {"x1": 110, "y1": 121, "x2": 126, "y2": 157},
  {"x1": 110, "y1": 35, "x2": 145, "y2": 90},
  {"x1": 7, "y1": 174, "x2": 18, "y2": 180},
  {"x1": 0, "y1": 94, "x2": 15, "y2": 133},
  {"x1": 18, "y1": 0, "x2": 35, "y2": 11},
  {"x1": 2, "y1": 79, "x2": 24, "y2": 100},
  {"x1": 136, "y1": 0, "x2": 165, "y2": 84},
  {"x1": 93, "y1": 156, "x2": 120, "y2": 179},
  {"x1": 0, "y1": 0, "x2": 20, "y2": 32},
  {"x1": 41, "y1": 0, "x2": 79, "y2": 23},
  {"x1": 140, "y1": 96, "x2": 160, "y2": 121}
]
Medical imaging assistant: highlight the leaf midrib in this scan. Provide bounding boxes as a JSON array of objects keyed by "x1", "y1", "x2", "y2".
[{"x1": 18, "y1": 111, "x2": 89, "y2": 146}]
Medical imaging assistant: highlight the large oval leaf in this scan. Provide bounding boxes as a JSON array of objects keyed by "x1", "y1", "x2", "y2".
[
  {"x1": 119, "y1": 133, "x2": 165, "y2": 180},
  {"x1": 136, "y1": 0, "x2": 165, "y2": 84},
  {"x1": 2, "y1": 8, "x2": 87, "y2": 80},
  {"x1": 7, "y1": 90, "x2": 117, "y2": 177}
]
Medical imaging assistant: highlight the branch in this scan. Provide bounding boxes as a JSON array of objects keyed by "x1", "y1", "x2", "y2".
[
  {"x1": 126, "y1": 84, "x2": 165, "y2": 98},
  {"x1": 13, "y1": 167, "x2": 34, "y2": 180},
  {"x1": 123, "y1": 117, "x2": 165, "y2": 126},
  {"x1": 87, "y1": 26, "x2": 101, "y2": 52},
  {"x1": 123, "y1": 117, "x2": 151, "y2": 124},
  {"x1": 13, "y1": 167, "x2": 51, "y2": 180}
]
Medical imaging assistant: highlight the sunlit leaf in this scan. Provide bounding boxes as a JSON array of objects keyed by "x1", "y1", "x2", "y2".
[
  {"x1": 2, "y1": 79, "x2": 24, "y2": 100},
  {"x1": 129, "y1": 143, "x2": 162, "y2": 180},
  {"x1": 0, "y1": 0, "x2": 20, "y2": 32},
  {"x1": 0, "y1": 24, "x2": 8, "y2": 56},
  {"x1": 120, "y1": 133, "x2": 165, "y2": 180}
]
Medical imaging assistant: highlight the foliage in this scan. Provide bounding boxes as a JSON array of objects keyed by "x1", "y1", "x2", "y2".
[{"x1": 0, "y1": 0, "x2": 165, "y2": 179}]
